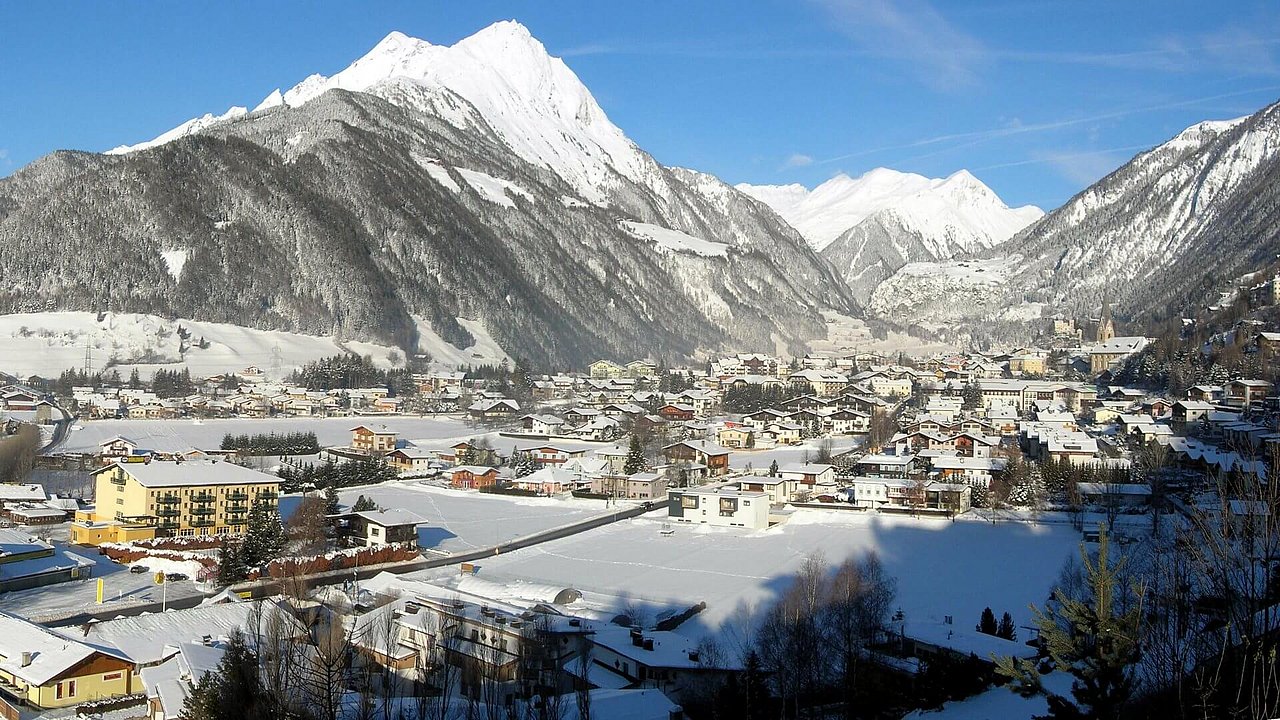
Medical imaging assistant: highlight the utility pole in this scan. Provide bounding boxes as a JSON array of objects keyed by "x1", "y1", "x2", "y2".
[{"x1": 83, "y1": 337, "x2": 93, "y2": 378}]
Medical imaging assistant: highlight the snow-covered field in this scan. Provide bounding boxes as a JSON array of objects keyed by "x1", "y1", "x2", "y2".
[
  {"x1": 0, "y1": 311, "x2": 403, "y2": 380},
  {"x1": 327, "y1": 482, "x2": 619, "y2": 553},
  {"x1": 429, "y1": 509, "x2": 1080, "y2": 642},
  {"x1": 58, "y1": 416, "x2": 482, "y2": 454}
]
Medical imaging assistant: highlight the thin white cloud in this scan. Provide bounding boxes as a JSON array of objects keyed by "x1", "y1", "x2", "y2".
[
  {"x1": 814, "y1": 84, "x2": 1280, "y2": 165},
  {"x1": 811, "y1": 0, "x2": 988, "y2": 90},
  {"x1": 783, "y1": 153, "x2": 814, "y2": 168},
  {"x1": 971, "y1": 144, "x2": 1155, "y2": 173}
]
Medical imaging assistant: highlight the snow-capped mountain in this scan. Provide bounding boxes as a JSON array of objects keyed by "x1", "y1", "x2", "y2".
[
  {"x1": 738, "y1": 169, "x2": 1042, "y2": 302},
  {"x1": 110, "y1": 23, "x2": 662, "y2": 207},
  {"x1": 0, "y1": 22, "x2": 853, "y2": 367},
  {"x1": 868, "y1": 100, "x2": 1280, "y2": 344}
]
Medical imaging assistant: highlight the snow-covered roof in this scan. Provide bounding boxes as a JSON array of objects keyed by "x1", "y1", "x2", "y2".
[
  {"x1": 0, "y1": 611, "x2": 121, "y2": 686},
  {"x1": 95, "y1": 459, "x2": 279, "y2": 488}
]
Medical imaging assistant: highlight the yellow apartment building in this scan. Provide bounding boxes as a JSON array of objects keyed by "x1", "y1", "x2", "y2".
[{"x1": 71, "y1": 459, "x2": 280, "y2": 546}]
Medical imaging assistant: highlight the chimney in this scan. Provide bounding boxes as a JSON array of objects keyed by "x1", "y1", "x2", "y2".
[
  {"x1": 643, "y1": 638, "x2": 654, "y2": 651},
  {"x1": 20, "y1": 652, "x2": 31, "y2": 667}
]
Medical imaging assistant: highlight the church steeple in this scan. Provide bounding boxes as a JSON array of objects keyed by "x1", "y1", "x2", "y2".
[{"x1": 1097, "y1": 297, "x2": 1116, "y2": 342}]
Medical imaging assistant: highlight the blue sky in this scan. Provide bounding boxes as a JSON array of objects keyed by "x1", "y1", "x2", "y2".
[{"x1": 2, "y1": 1, "x2": 1279, "y2": 209}]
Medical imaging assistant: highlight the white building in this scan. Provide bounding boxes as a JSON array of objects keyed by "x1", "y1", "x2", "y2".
[{"x1": 667, "y1": 488, "x2": 769, "y2": 529}]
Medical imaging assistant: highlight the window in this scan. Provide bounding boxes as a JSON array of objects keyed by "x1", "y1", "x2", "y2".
[
  {"x1": 116, "y1": 498, "x2": 124, "y2": 505},
  {"x1": 680, "y1": 495, "x2": 698, "y2": 509},
  {"x1": 103, "y1": 672, "x2": 123, "y2": 681},
  {"x1": 68, "y1": 680, "x2": 76, "y2": 697},
  {"x1": 371, "y1": 527, "x2": 381, "y2": 536}
]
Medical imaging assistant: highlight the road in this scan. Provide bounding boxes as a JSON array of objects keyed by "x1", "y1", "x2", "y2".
[{"x1": 44, "y1": 502, "x2": 657, "y2": 627}]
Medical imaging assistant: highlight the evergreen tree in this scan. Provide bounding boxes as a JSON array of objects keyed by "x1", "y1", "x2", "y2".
[
  {"x1": 998, "y1": 526, "x2": 1142, "y2": 720},
  {"x1": 324, "y1": 483, "x2": 340, "y2": 516},
  {"x1": 961, "y1": 382, "x2": 983, "y2": 411},
  {"x1": 178, "y1": 630, "x2": 276, "y2": 720},
  {"x1": 352, "y1": 495, "x2": 378, "y2": 512},
  {"x1": 769, "y1": 459, "x2": 779, "y2": 476},
  {"x1": 997, "y1": 612, "x2": 1017, "y2": 641},
  {"x1": 977, "y1": 607, "x2": 998, "y2": 635},
  {"x1": 215, "y1": 539, "x2": 247, "y2": 585},
  {"x1": 623, "y1": 435, "x2": 647, "y2": 475}
]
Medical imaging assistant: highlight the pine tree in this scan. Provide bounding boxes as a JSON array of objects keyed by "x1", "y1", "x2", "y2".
[
  {"x1": 623, "y1": 435, "x2": 646, "y2": 475},
  {"x1": 216, "y1": 539, "x2": 247, "y2": 585},
  {"x1": 178, "y1": 630, "x2": 274, "y2": 720},
  {"x1": 977, "y1": 607, "x2": 998, "y2": 635},
  {"x1": 352, "y1": 495, "x2": 378, "y2": 512},
  {"x1": 769, "y1": 459, "x2": 779, "y2": 476},
  {"x1": 324, "y1": 483, "x2": 340, "y2": 516},
  {"x1": 997, "y1": 612, "x2": 1017, "y2": 641},
  {"x1": 997, "y1": 526, "x2": 1143, "y2": 720}
]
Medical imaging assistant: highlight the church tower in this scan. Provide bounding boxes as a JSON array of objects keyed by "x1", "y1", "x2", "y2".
[{"x1": 1097, "y1": 298, "x2": 1116, "y2": 343}]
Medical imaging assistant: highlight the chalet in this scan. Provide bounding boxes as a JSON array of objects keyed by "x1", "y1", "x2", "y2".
[
  {"x1": 519, "y1": 414, "x2": 565, "y2": 436},
  {"x1": 0, "y1": 611, "x2": 136, "y2": 709},
  {"x1": 782, "y1": 395, "x2": 832, "y2": 411},
  {"x1": 512, "y1": 467, "x2": 577, "y2": 495},
  {"x1": 716, "y1": 426, "x2": 755, "y2": 449},
  {"x1": 924, "y1": 483, "x2": 973, "y2": 514},
  {"x1": 1226, "y1": 379, "x2": 1273, "y2": 408},
  {"x1": 1171, "y1": 400, "x2": 1215, "y2": 430},
  {"x1": 1044, "y1": 434, "x2": 1099, "y2": 465},
  {"x1": 598, "y1": 403, "x2": 645, "y2": 420},
  {"x1": 662, "y1": 441, "x2": 731, "y2": 477},
  {"x1": 574, "y1": 416, "x2": 621, "y2": 441},
  {"x1": 824, "y1": 409, "x2": 870, "y2": 435},
  {"x1": 350, "y1": 425, "x2": 398, "y2": 454},
  {"x1": 385, "y1": 447, "x2": 435, "y2": 475},
  {"x1": 563, "y1": 407, "x2": 600, "y2": 426},
  {"x1": 657, "y1": 404, "x2": 695, "y2": 422},
  {"x1": 780, "y1": 463, "x2": 836, "y2": 487},
  {"x1": 1186, "y1": 385, "x2": 1224, "y2": 403},
  {"x1": 450, "y1": 466, "x2": 499, "y2": 490},
  {"x1": 929, "y1": 455, "x2": 1007, "y2": 484},
  {"x1": 738, "y1": 476, "x2": 795, "y2": 505},
  {"x1": 855, "y1": 453, "x2": 919, "y2": 479},
  {"x1": 1256, "y1": 332, "x2": 1280, "y2": 356},
  {"x1": 950, "y1": 432, "x2": 999, "y2": 458},
  {"x1": 841, "y1": 477, "x2": 917, "y2": 509},
  {"x1": 468, "y1": 398, "x2": 520, "y2": 419},
  {"x1": 331, "y1": 509, "x2": 427, "y2": 548},
  {"x1": 742, "y1": 409, "x2": 788, "y2": 430},
  {"x1": 633, "y1": 414, "x2": 668, "y2": 437},
  {"x1": 521, "y1": 445, "x2": 587, "y2": 466},
  {"x1": 0, "y1": 390, "x2": 38, "y2": 412},
  {"x1": 762, "y1": 422, "x2": 803, "y2": 445},
  {"x1": 99, "y1": 436, "x2": 143, "y2": 464},
  {"x1": 675, "y1": 389, "x2": 716, "y2": 415}
]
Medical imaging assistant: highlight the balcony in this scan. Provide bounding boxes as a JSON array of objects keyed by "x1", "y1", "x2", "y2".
[
  {"x1": 256, "y1": 491, "x2": 279, "y2": 500},
  {"x1": 226, "y1": 503, "x2": 248, "y2": 514},
  {"x1": 191, "y1": 507, "x2": 215, "y2": 516},
  {"x1": 156, "y1": 508, "x2": 180, "y2": 518},
  {"x1": 110, "y1": 476, "x2": 127, "y2": 486},
  {"x1": 158, "y1": 521, "x2": 180, "y2": 530},
  {"x1": 191, "y1": 519, "x2": 215, "y2": 528},
  {"x1": 156, "y1": 496, "x2": 180, "y2": 505},
  {"x1": 227, "y1": 491, "x2": 249, "y2": 502},
  {"x1": 191, "y1": 493, "x2": 216, "y2": 504},
  {"x1": 225, "y1": 513, "x2": 247, "y2": 525}
]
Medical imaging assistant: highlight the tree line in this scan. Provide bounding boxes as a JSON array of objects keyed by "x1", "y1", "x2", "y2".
[{"x1": 221, "y1": 432, "x2": 320, "y2": 456}]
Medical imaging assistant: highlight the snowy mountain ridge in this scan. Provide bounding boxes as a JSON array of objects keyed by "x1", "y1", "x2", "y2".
[
  {"x1": 868, "y1": 100, "x2": 1280, "y2": 344},
  {"x1": 737, "y1": 168, "x2": 1042, "y2": 253},
  {"x1": 107, "y1": 22, "x2": 653, "y2": 205}
]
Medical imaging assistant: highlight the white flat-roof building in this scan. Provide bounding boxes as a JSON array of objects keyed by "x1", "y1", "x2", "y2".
[{"x1": 667, "y1": 488, "x2": 769, "y2": 529}]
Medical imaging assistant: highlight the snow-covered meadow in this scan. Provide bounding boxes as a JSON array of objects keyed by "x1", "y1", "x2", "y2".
[
  {"x1": 325, "y1": 482, "x2": 620, "y2": 553},
  {"x1": 425, "y1": 509, "x2": 1082, "y2": 643},
  {"x1": 58, "y1": 416, "x2": 484, "y2": 454}
]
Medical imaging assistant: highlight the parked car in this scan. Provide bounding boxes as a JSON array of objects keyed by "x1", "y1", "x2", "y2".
[
  {"x1": 129, "y1": 565, "x2": 149, "y2": 574},
  {"x1": 165, "y1": 573, "x2": 189, "y2": 582}
]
